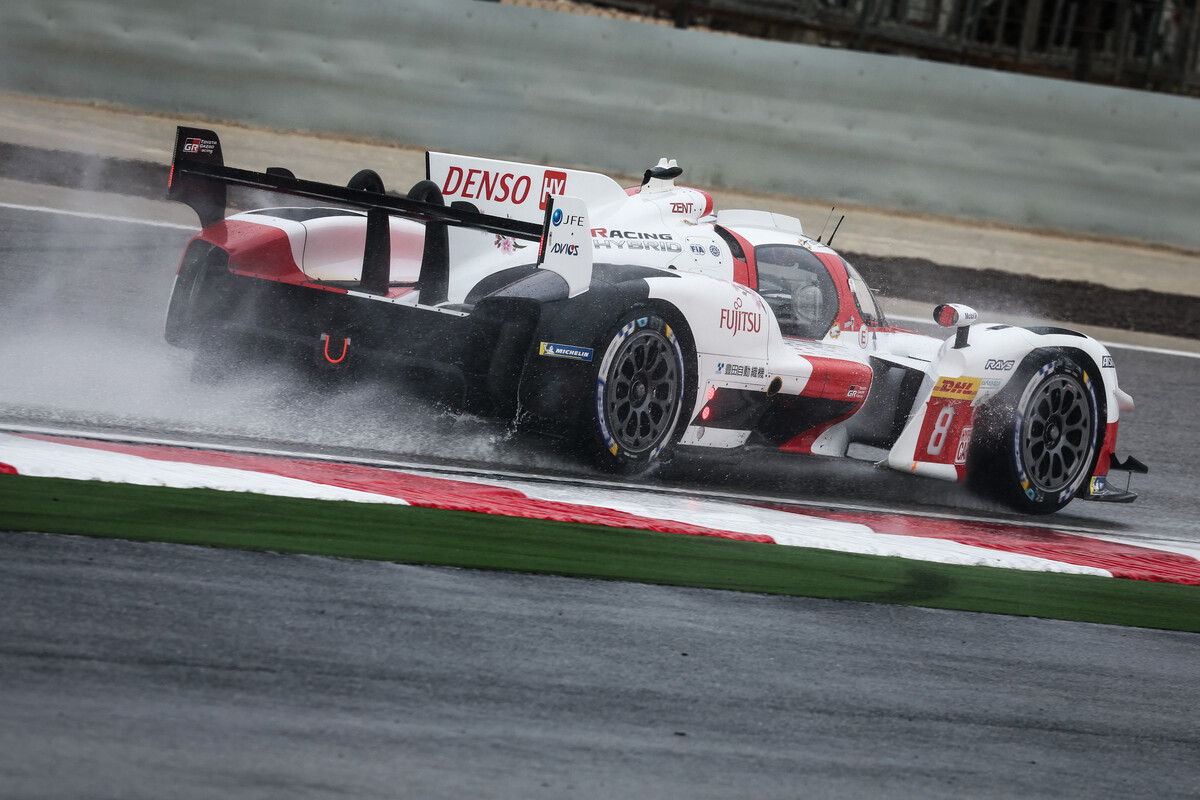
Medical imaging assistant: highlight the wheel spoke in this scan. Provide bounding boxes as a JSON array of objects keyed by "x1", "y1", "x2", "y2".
[
  {"x1": 1020, "y1": 370, "x2": 1094, "y2": 495},
  {"x1": 604, "y1": 324, "x2": 682, "y2": 457}
]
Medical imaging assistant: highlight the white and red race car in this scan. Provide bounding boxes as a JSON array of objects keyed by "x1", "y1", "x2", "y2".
[{"x1": 165, "y1": 126, "x2": 1145, "y2": 513}]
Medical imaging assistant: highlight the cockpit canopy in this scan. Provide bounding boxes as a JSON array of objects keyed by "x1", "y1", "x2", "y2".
[{"x1": 754, "y1": 244, "x2": 884, "y2": 339}]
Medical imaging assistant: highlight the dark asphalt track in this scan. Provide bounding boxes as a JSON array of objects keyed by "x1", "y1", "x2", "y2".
[
  {"x1": 2, "y1": 204, "x2": 1199, "y2": 798},
  {"x1": 2, "y1": 530, "x2": 1198, "y2": 800}
]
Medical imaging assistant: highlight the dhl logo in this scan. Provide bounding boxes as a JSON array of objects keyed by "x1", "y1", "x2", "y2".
[{"x1": 931, "y1": 376, "x2": 981, "y2": 400}]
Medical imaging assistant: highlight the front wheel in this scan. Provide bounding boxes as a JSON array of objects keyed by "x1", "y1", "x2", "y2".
[
  {"x1": 589, "y1": 312, "x2": 690, "y2": 472},
  {"x1": 968, "y1": 351, "x2": 1101, "y2": 514}
]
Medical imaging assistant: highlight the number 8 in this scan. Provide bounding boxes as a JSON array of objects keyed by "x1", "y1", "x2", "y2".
[{"x1": 927, "y1": 405, "x2": 956, "y2": 456}]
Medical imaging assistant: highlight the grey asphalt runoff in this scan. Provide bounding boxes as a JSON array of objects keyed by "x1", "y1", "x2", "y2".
[{"x1": 1, "y1": 530, "x2": 1197, "y2": 800}]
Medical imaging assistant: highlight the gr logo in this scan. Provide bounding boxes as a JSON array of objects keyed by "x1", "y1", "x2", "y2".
[{"x1": 182, "y1": 137, "x2": 215, "y2": 155}]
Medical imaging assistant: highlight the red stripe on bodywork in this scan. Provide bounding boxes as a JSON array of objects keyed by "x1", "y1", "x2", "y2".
[
  {"x1": 815, "y1": 252, "x2": 863, "y2": 327},
  {"x1": 196, "y1": 220, "x2": 305, "y2": 281},
  {"x1": 720, "y1": 226, "x2": 756, "y2": 290},
  {"x1": 779, "y1": 410, "x2": 857, "y2": 455},
  {"x1": 777, "y1": 356, "x2": 871, "y2": 454},
  {"x1": 774, "y1": 355, "x2": 873, "y2": 454},
  {"x1": 0, "y1": 462, "x2": 18, "y2": 475},
  {"x1": 778, "y1": 508, "x2": 1200, "y2": 585},
  {"x1": 18, "y1": 435, "x2": 774, "y2": 546},
  {"x1": 796, "y1": 356, "x2": 873, "y2": 401},
  {"x1": 1092, "y1": 421, "x2": 1118, "y2": 479}
]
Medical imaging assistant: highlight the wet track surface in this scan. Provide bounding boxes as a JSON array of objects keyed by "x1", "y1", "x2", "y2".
[{"x1": 2, "y1": 204, "x2": 1199, "y2": 797}]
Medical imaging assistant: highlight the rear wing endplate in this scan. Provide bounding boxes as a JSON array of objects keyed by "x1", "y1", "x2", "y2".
[{"x1": 536, "y1": 195, "x2": 593, "y2": 297}]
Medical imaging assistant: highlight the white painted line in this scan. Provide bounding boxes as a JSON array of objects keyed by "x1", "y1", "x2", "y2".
[
  {"x1": 0, "y1": 433, "x2": 408, "y2": 505},
  {"x1": 888, "y1": 313, "x2": 1200, "y2": 360},
  {"x1": 1098, "y1": 341, "x2": 1200, "y2": 359},
  {"x1": 0, "y1": 200, "x2": 196, "y2": 231}
]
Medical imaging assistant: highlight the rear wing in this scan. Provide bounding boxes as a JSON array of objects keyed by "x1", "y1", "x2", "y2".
[
  {"x1": 167, "y1": 126, "x2": 544, "y2": 303},
  {"x1": 426, "y1": 151, "x2": 630, "y2": 226}
]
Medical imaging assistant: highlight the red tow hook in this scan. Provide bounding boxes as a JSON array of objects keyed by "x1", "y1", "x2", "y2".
[{"x1": 320, "y1": 334, "x2": 350, "y2": 365}]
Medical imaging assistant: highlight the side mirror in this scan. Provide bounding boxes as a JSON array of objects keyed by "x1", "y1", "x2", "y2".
[
  {"x1": 932, "y1": 303, "x2": 978, "y2": 328},
  {"x1": 933, "y1": 303, "x2": 979, "y2": 349}
]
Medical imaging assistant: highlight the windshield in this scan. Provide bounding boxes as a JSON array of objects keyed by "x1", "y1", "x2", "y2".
[
  {"x1": 841, "y1": 258, "x2": 885, "y2": 325},
  {"x1": 754, "y1": 245, "x2": 838, "y2": 339}
]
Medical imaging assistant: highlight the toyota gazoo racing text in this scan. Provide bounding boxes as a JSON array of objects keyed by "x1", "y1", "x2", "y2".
[{"x1": 164, "y1": 126, "x2": 1146, "y2": 513}]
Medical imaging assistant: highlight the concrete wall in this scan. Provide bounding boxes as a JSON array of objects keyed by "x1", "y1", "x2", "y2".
[{"x1": 2, "y1": 0, "x2": 1197, "y2": 249}]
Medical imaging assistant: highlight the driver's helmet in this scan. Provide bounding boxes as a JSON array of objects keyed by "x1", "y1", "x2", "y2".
[{"x1": 790, "y1": 272, "x2": 823, "y2": 327}]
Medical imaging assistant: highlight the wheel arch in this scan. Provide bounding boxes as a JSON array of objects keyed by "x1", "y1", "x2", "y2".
[
  {"x1": 967, "y1": 345, "x2": 1105, "y2": 512},
  {"x1": 972, "y1": 340, "x2": 1116, "y2": 460},
  {"x1": 630, "y1": 297, "x2": 700, "y2": 435},
  {"x1": 164, "y1": 238, "x2": 231, "y2": 349}
]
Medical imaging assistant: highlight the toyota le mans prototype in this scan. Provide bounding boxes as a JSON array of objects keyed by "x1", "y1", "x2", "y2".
[{"x1": 164, "y1": 126, "x2": 1145, "y2": 513}]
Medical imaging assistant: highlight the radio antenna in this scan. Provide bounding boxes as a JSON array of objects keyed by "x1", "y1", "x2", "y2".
[
  {"x1": 817, "y1": 206, "x2": 835, "y2": 242},
  {"x1": 826, "y1": 214, "x2": 845, "y2": 248}
]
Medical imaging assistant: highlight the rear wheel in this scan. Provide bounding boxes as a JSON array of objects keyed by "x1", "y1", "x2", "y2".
[
  {"x1": 589, "y1": 312, "x2": 690, "y2": 472},
  {"x1": 968, "y1": 351, "x2": 1100, "y2": 513},
  {"x1": 165, "y1": 242, "x2": 226, "y2": 349}
]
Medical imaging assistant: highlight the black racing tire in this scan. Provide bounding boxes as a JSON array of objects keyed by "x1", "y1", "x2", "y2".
[
  {"x1": 967, "y1": 350, "x2": 1101, "y2": 514},
  {"x1": 164, "y1": 243, "x2": 222, "y2": 349},
  {"x1": 587, "y1": 311, "x2": 691, "y2": 473},
  {"x1": 164, "y1": 243, "x2": 245, "y2": 385}
]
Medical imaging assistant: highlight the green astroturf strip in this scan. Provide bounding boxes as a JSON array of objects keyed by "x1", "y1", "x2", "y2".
[{"x1": 2, "y1": 474, "x2": 1198, "y2": 632}]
